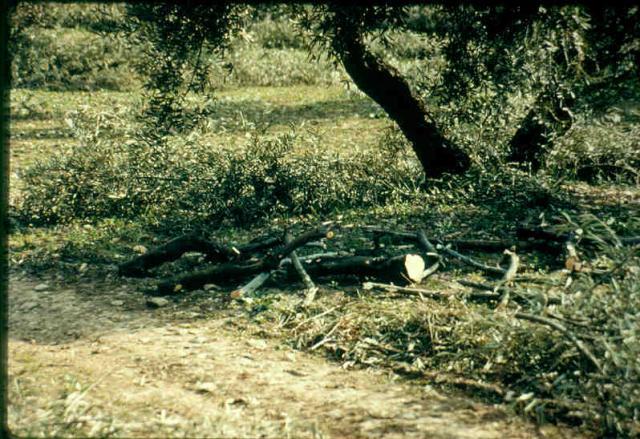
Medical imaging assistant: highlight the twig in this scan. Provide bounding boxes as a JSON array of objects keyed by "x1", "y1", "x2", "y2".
[
  {"x1": 291, "y1": 306, "x2": 339, "y2": 332},
  {"x1": 514, "y1": 312, "x2": 603, "y2": 373},
  {"x1": 457, "y1": 280, "x2": 561, "y2": 305},
  {"x1": 310, "y1": 318, "x2": 343, "y2": 351},
  {"x1": 365, "y1": 281, "x2": 501, "y2": 301},
  {"x1": 279, "y1": 252, "x2": 346, "y2": 267},
  {"x1": 419, "y1": 370, "x2": 506, "y2": 397},
  {"x1": 496, "y1": 249, "x2": 520, "y2": 307},
  {"x1": 501, "y1": 250, "x2": 520, "y2": 283},
  {"x1": 422, "y1": 262, "x2": 440, "y2": 278},
  {"x1": 512, "y1": 276, "x2": 561, "y2": 285},
  {"x1": 517, "y1": 225, "x2": 640, "y2": 247},
  {"x1": 285, "y1": 232, "x2": 318, "y2": 306},
  {"x1": 363, "y1": 282, "x2": 452, "y2": 299},
  {"x1": 362, "y1": 225, "x2": 560, "y2": 252},
  {"x1": 230, "y1": 271, "x2": 272, "y2": 298},
  {"x1": 438, "y1": 245, "x2": 506, "y2": 276}
]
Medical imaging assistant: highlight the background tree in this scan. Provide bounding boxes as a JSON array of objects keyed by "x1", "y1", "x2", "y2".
[{"x1": 125, "y1": 3, "x2": 638, "y2": 178}]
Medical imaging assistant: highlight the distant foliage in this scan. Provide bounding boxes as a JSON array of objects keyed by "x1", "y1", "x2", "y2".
[
  {"x1": 9, "y1": 3, "x2": 139, "y2": 90},
  {"x1": 209, "y1": 46, "x2": 346, "y2": 88},
  {"x1": 11, "y1": 28, "x2": 136, "y2": 91},
  {"x1": 247, "y1": 13, "x2": 308, "y2": 50},
  {"x1": 17, "y1": 109, "x2": 421, "y2": 233}
]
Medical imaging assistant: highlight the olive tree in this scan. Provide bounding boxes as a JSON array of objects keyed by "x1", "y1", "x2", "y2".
[{"x1": 126, "y1": 3, "x2": 639, "y2": 177}]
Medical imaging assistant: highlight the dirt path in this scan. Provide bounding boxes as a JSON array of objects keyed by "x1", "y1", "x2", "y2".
[{"x1": 8, "y1": 276, "x2": 579, "y2": 438}]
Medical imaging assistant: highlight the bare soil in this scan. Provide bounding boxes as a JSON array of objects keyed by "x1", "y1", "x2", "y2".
[{"x1": 8, "y1": 275, "x2": 582, "y2": 438}]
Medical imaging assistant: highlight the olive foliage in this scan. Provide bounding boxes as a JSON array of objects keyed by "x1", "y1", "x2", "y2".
[{"x1": 126, "y1": 4, "x2": 639, "y2": 173}]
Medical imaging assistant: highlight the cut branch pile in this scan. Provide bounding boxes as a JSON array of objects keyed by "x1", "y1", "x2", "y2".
[
  {"x1": 119, "y1": 220, "x2": 640, "y2": 386},
  {"x1": 119, "y1": 221, "x2": 639, "y2": 301}
]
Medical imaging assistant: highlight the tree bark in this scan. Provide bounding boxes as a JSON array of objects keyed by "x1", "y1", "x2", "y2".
[
  {"x1": 118, "y1": 233, "x2": 239, "y2": 277},
  {"x1": 331, "y1": 18, "x2": 471, "y2": 179},
  {"x1": 507, "y1": 90, "x2": 573, "y2": 171},
  {"x1": 296, "y1": 254, "x2": 425, "y2": 284}
]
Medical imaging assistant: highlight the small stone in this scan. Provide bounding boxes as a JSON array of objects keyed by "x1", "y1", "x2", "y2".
[
  {"x1": 34, "y1": 283, "x2": 49, "y2": 292},
  {"x1": 246, "y1": 339, "x2": 267, "y2": 350},
  {"x1": 194, "y1": 382, "x2": 217, "y2": 394},
  {"x1": 21, "y1": 301, "x2": 38, "y2": 311},
  {"x1": 146, "y1": 297, "x2": 170, "y2": 308},
  {"x1": 110, "y1": 300, "x2": 125, "y2": 306},
  {"x1": 191, "y1": 336, "x2": 208, "y2": 344},
  {"x1": 203, "y1": 283, "x2": 219, "y2": 291}
]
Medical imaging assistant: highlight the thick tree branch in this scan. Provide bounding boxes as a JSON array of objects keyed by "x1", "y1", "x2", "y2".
[
  {"x1": 331, "y1": 13, "x2": 470, "y2": 178},
  {"x1": 118, "y1": 233, "x2": 239, "y2": 277}
]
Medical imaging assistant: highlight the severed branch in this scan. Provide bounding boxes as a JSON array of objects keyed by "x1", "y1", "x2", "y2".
[
  {"x1": 230, "y1": 271, "x2": 272, "y2": 299},
  {"x1": 298, "y1": 253, "x2": 427, "y2": 284},
  {"x1": 514, "y1": 312, "x2": 603, "y2": 373},
  {"x1": 118, "y1": 233, "x2": 240, "y2": 277},
  {"x1": 285, "y1": 232, "x2": 318, "y2": 306},
  {"x1": 271, "y1": 223, "x2": 337, "y2": 260},
  {"x1": 119, "y1": 232, "x2": 286, "y2": 278},
  {"x1": 155, "y1": 260, "x2": 266, "y2": 295},
  {"x1": 153, "y1": 224, "x2": 337, "y2": 295},
  {"x1": 437, "y1": 245, "x2": 506, "y2": 276},
  {"x1": 238, "y1": 234, "x2": 283, "y2": 254},
  {"x1": 416, "y1": 229, "x2": 441, "y2": 278}
]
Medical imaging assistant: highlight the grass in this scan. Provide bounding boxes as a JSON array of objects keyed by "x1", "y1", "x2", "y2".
[{"x1": 8, "y1": 10, "x2": 640, "y2": 436}]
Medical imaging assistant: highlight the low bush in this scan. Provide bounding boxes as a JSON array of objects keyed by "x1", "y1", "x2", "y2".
[
  {"x1": 210, "y1": 46, "x2": 346, "y2": 88},
  {"x1": 549, "y1": 111, "x2": 640, "y2": 184},
  {"x1": 16, "y1": 109, "x2": 421, "y2": 233},
  {"x1": 11, "y1": 28, "x2": 139, "y2": 91},
  {"x1": 10, "y1": 3, "x2": 126, "y2": 32}
]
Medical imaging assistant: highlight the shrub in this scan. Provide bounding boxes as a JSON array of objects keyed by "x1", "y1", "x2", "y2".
[
  {"x1": 11, "y1": 28, "x2": 140, "y2": 91},
  {"x1": 210, "y1": 46, "x2": 346, "y2": 88},
  {"x1": 549, "y1": 111, "x2": 640, "y2": 184},
  {"x1": 16, "y1": 108, "x2": 421, "y2": 233},
  {"x1": 247, "y1": 14, "x2": 308, "y2": 50}
]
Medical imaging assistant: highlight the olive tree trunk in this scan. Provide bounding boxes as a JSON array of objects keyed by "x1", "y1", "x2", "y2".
[{"x1": 332, "y1": 25, "x2": 471, "y2": 178}]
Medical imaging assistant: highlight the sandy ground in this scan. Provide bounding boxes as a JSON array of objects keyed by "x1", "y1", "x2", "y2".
[{"x1": 8, "y1": 275, "x2": 581, "y2": 438}]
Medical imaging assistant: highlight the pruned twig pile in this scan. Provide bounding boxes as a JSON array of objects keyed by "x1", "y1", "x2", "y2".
[{"x1": 120, "y1": 219, "x2": 640, "y2": 435}]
